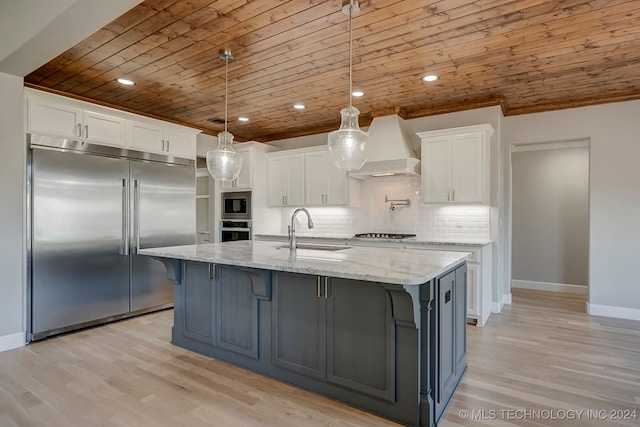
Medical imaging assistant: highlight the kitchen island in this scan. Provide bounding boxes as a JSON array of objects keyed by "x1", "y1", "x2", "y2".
[{"x1": 140, "y1": 241, "x2": 469, "y2": 427}]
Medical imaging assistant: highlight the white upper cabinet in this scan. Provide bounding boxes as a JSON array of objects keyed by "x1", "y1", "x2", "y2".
[
  {"x1": 418, "y1": 124, "x2": 494, "y2": 205},
  {"x1": 128, "y1": 119, "x2": 196, "y2": 158},
  {"x1": 26, "y1": 89, "x2": 199, "y2": 158},
  {"x1": 128, "y1": 120, "x2": 163, "y2": 153},
  {"x1": 267, "y1": 153, "x2": 305, "y2": 207},
  {"x1": 163, "y1": 126, "x2": 196, "y2": 158},
  {"x1": 27, "y1": 96, "x2": 82, "y2": 139},
  {"x1": 222, "y1": 148, "x2": 252, "y2": 190},
  {"x1": 28, "y1": 96, "x2": 126, "y2": 148},
  {"x1": 81, "y1": 110, "x2": 126, "y2": 147},
  {"x1": 304, "y1": 149, "x2": 349, "y2": 206}
]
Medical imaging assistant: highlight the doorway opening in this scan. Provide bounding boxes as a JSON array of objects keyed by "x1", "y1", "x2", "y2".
[{"x1": 510, "y1": 140, "x2": 589, "y2": 310}]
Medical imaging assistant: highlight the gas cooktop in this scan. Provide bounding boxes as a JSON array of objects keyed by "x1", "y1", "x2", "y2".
[{"x1": 354, "y1": 233, "x2": 417, "y2": 240}]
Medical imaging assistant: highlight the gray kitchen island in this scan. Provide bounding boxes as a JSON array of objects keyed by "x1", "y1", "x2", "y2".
[{"x1": 140, "y1": 241, "x2": 469, "y2": 427}]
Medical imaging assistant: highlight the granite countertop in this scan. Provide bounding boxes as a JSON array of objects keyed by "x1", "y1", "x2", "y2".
[
  {"x1": 254, "y1": 234, "x2": 492, "y2": 247},
  {"x1": 140, "y1": 241, "x2": 469, "y2": 286}
]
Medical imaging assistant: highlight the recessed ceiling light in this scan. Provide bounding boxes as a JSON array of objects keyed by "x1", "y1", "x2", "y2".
[
  {"x1": 352, "y1": 90, "x2": 364, "y2": 97},
  {"x1": 116, "y1": 78, "x2": 135, "y2": 86},
  {"x1": 293, "y1": 104, "x2": 306, "y2": 110},
  {"x1": 422, "y1": 75, "x2": 439, "y2": 82},
  {"x1": 238, "y1": 117, "x2": 249, "y2": 122}
]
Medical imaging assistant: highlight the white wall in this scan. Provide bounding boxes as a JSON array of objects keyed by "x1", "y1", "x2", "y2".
[
  {"x1": 0, "y1": 73, "x2": 25, "y2": 350},
  {"x1": 511, "y1": 144, "x2": 589, "y2": 288},
  {"x1": 504, "y1": 101, "x2": 640, "y2": 318},
  {"x1": 0, "y1": 0, "x2": 142, "y2": 76}
]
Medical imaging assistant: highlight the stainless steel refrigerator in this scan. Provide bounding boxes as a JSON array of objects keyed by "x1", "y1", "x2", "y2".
[{"x1": 28, "y1": 135, "x2": 195, "y2": 341}]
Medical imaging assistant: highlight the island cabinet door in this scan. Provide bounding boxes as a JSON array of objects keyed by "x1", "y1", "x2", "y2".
[
  {"x1": 271, "y1": 272, "x2": 326, "y2": 380},
  {"x1": 435, "y1": 264, "x2": 468, "y2": 422},
  {"x1": 454, "y1": 265, "x2": 467, "y2": 377},
  {"x1": 179, "y1": 261, "x2": 214, "y2": 345},
  {"x1": 326, "y1": 278, "x2": 396, "y2": 403},
  {"x1": 436, "y1": 269, "x2": 457, "y2": 420},
  {"x1": 214, "y1": 266, "x2": 270, "y2": 360}
]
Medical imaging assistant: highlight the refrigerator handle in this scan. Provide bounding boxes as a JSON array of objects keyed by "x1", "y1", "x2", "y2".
[
  {"x1": 134, "y1": 179, "x2": 140, "y2": 254},
  {"x1": 122, "y1": 178, "x2": 130, "y2": 255}
]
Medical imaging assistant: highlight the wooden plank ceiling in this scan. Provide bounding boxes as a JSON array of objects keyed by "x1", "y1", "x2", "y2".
[{"x1": 25, "y1": 0, "x2": 640, "y2": 142}]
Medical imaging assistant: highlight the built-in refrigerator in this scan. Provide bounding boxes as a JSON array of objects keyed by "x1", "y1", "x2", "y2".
[{"x1": 28, "y1": 135, "x2": 195, "y2": 341}]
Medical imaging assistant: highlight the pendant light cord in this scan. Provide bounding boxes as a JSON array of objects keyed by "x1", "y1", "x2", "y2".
[
  {"x1": 224, "y1": 54, "x2": 229, "y2": 134},
  {"x1": 348, "y1": 1, "x2": 353, "y2": 108}
]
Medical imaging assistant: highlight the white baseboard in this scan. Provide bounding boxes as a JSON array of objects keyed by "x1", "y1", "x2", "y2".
[
  {"x1": 587, "y1": 303, "x2": 640, "y2": 321},
  {"x1": 491, "y1": 293, "x2": 511, "y2": 313},
  {"x1": 503, "y1": 293, "x2": 512, "y2": 305},
  {"x1": 512, "y1": 279, "x2": 588, "y2": 295},
  {"x1": 0, "y1": 331, "x2": 25, "y2": 352}
]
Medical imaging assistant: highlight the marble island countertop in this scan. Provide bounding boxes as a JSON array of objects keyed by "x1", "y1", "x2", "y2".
[{"x1": 140, "y1": 240, "x2": 470, "y2": 286}]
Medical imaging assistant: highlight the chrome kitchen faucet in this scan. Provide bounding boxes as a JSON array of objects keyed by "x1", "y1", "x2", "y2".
[{"x1": 288, "y1": 208, "x2": 314, "y2": 250}]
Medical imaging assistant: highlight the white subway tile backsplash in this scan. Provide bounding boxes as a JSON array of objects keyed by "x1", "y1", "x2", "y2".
[{"x1": 277, "y1": 175, "x2": 490, "y2": 241}]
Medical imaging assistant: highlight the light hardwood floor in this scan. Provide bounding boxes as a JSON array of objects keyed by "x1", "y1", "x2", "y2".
[{"x1": 1, "y1": 289, "x2": 638, "y2": 427}]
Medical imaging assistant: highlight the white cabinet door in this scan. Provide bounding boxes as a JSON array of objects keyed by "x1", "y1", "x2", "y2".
[
  {"x1": 26, "y1": 89, "x2": 200, "y2": 157},
  {"x1": 305, "y1": 150, "x2": 349, "y2": 206},
  {"x1": 451, "y1": 133, "x2": 484, "y2": 203},
  {"x1": 27, "y1": 97, "x2": 81, "y2": 139},
  {"x1": 128, "y1": 120, "x2": 164, "y2": 153},
  {"x1": 267, "y1": 156, "x2": 287, "y2": 206},
  {"x1": 223, "y1": 149, "x2": 252, "y2": 190},
  {"x1": 235, "y1": 150, "x2": 252, "y2": 189},
  {"x1": 286, "y1": 154, "x2": 305, "y2": 206},
  {"x1": 129, "y1": 121, "x2": 195, "y2": 158},
  {"x1": 419, "y1": 124, "x2": 492, "y2": 205},
  {"x1": 326, "y1": 156, "x2": 348, "y2": 206},
  {"x1": 305, "y1": 151, "x2": 327, "y2": 206},
  {"x1": 81, "y1": 110, "x2": 126, "y2": 148},
  {"x1": 268, "y1": 154, "x2": 305, "y2": 206},
  {"x1": 165, "y1": 127, "x2": 195, "y2": 158},
  {"x1": 27, "y1": 96, "x2": 125, "y2": 147},
  {"x1": 422, "y1": 136, "x2": 452, "y2": 203}
]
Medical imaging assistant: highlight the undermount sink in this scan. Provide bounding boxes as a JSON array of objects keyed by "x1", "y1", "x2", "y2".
[{"x1": 276, "y1": 244, "x2": 351, "y2": 251}]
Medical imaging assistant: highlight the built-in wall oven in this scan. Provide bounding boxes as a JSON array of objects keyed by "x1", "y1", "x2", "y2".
[
  {"x1": 220, "y1": 219, "x2": 252, "y2": 242},
  {"x1": 221, "y1": 191, "x2": 252, "y2": 242}
]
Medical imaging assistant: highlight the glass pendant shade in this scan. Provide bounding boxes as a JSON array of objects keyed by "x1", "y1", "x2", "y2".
[
  {"x1": 206, "y1": 50, "x2": 242, "y2": 181},
  {"x1": 328, "y1": 0, "x2": 368, "y2": 171},
  {"x1": 328, "y1": 106, "x2": 369, "y2": 170},
  {"x1": 206, "y1": 131, "x2": 242, "y2": 181}
]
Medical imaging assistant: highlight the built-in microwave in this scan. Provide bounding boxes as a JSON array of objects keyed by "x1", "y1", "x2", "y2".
[{"x1": 221, "y1": 191, "x2": 251, "y2": 219}]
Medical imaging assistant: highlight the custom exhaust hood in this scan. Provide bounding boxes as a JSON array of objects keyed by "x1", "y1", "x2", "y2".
[{"x1": 348, "y1": 115, "x2": 420, "y2": 178}]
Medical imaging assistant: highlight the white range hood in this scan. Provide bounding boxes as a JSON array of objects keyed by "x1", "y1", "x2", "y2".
[{"x1": 348, "y1": 115, "x2": 420, "y2": 178}]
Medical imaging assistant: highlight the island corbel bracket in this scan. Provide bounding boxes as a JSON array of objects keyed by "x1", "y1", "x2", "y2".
[
  {"x1": 382, "y1": 284, "x2": 420, "y2": 329},
  {"x1": 239, "y1": 267, "x2": 272, "y2": 300},
  {"x1": 154, "y1": 258, "x2": 182, "y2": 284}
]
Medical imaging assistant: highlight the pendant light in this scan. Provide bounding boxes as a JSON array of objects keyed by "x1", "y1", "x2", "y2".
[
  {"x1": 327, "y1": 0, "x2": 369, "y2": 171},
  {"x1": 206, "y1": 50, "x2": 243, "y2": 181}
]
